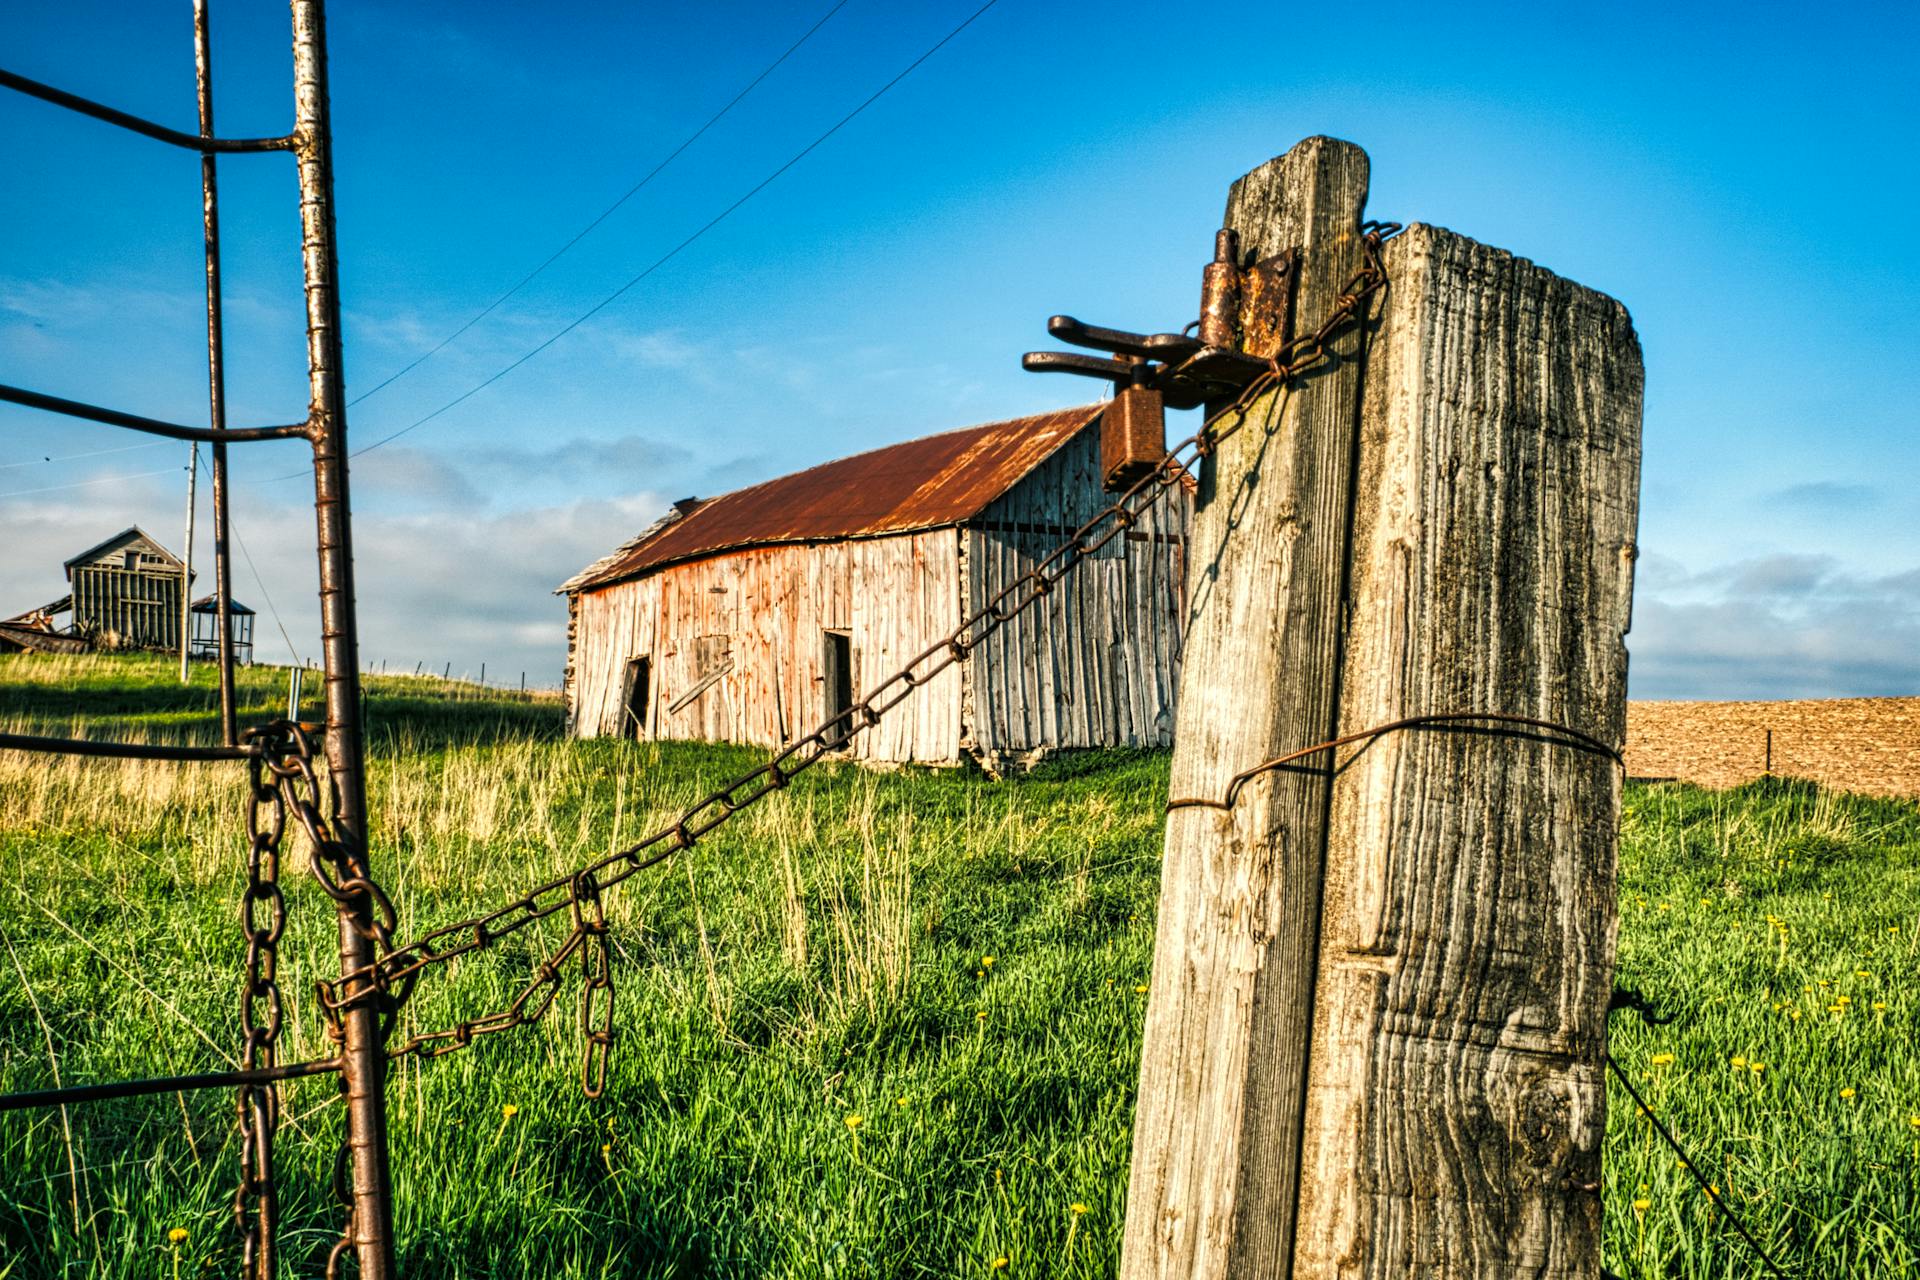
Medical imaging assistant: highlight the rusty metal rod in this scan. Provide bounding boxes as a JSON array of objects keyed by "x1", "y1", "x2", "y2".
[
  {"x1": 195, "y1": 0, "x2": 239, "y2": 748},
  {"x1": 0, "y1": 1058, "x2": 341, "y2": 1112},
  {"x1": 0, "y1": 731, "x2": 255, "y2": 761},
  {"x1": 0, "y1": 67, "x2": 294, "y2": 152},
  {"x1": 291, "y1": 3, "x2": 397, "y2": 1275},
  {"x1": 0, "y1": 384, "x2": 307, "y2": 443}
]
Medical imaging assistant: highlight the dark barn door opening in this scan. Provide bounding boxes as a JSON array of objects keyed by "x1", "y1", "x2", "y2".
[
  {"x1": 622, "y1": 656, "x2": 651, "y2": 739},
  {"x1": 823, "y1": 631, "x2": 852, "y2": 747}
]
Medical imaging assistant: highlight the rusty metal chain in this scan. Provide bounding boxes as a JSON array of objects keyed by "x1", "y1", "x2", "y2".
[
  {"x1": 265, "y1": 723, "x2": 413, "y2": 1038},
  {"x1": 252, "y1": 722, "x2": 405, "y2": 1280},
  {"x1": 576, "y1": 873, "x2": 614, "y2": 1098},
  {"x1": 235, "y1": 727, "x2": 289, "y2": 1280},
  {"x1": 309, "y1": 221, "x2": 1399, "y2": 1080}
]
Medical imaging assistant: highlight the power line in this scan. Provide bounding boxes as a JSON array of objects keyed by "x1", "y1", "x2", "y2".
[
  {"x1": 0, "y1": 440, "x2": 170, "y2": 471},
  {"x1": 0, "y1": 465, "x2": 185, "y2": 500},
  {"x1": 343, "y1": 0, "x2": 1002, "y2": 465},
  {"x1": 346, "y1": 0, "x2": 851, "y2": 411}
]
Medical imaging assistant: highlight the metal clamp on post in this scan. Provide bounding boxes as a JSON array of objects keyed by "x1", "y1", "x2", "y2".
[{"x1": 1021, "y1": 229, "x2": 1300, "y2": 488}]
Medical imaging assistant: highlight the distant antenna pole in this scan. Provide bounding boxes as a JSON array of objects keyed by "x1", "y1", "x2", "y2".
[{"x1": 179, "y1": 440, "x2": 198, "y2": 682}]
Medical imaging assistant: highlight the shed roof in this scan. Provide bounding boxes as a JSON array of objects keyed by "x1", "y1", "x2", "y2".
[
  {"x1": 63, "y1": 526, "x2": 184, "y2": 576},
  {"x1": 190, "y1": 594, "x2": 256, "y2": 615},
  {"x1": 561, "y1": 403, "x2": 1105, "y2": 593}
]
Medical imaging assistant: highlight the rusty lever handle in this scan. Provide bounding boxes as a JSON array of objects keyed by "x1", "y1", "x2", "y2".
[
  {"x1": 1020, "y1": 351, "x2": 1137, "y2": 383},
  {"x1": 1045, "y1": 315, "x2": 1200, "y2": 363}
]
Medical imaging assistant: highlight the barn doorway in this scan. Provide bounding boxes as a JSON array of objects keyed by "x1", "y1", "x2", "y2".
[
  {"x1": 622, "y1": 656, "x2": 651, "y2": 739},
  {"x1": 822, "y1": 630, "x2": 852, "y2": 747}
]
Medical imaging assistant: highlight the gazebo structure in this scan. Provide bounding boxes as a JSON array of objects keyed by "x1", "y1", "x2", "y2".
[{"x1": 189, "y1": 594, "x2": 255, "y2": 664}]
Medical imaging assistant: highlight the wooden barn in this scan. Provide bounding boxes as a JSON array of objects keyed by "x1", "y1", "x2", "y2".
[{"x1": 559, "y1": 404, "x2": 1192, "y2": 768}]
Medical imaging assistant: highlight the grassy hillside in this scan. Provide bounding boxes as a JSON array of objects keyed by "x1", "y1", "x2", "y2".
[{"x1": 2, "y1": 653, "x2": 1917, "y2": 1278}]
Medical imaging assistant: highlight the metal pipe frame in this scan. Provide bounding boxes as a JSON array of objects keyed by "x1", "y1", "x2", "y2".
[
  {"x1": 291, "y1": 3, "x2": 397, "y2": 1275},
  {"x1": 0, "y1": 731, "x2": 256, "y2": 762},
  {"x1": 3, "y1": 4, "x2": 397, "y2": 1273},
  {"x1": 0, "y1": 383, "x2": 308, "y2": 443},
  {"x1": 0, "y1": 1057, "x2": 341, "y2": 1113},
  {"x1": 0, "y1": 66, "x2": 295, "y2": 153},
  {"x1": 195, "y1": 0, "x2": 239, "y2": 746}
]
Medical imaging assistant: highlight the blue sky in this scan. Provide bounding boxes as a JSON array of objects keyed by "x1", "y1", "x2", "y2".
[{"x1": 3, "y1": 0, "x2": 1915, "y2": 694}]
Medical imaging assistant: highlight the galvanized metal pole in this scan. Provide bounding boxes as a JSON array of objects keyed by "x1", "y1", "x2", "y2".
[
  {"x1": 290, "y1": 4, "x2": 397, "y2": 1277},
  {"x1": 178, "y1": 440, "x2": 197, "y2": 682},
  {"x1": 196, "y1": 0, "x2": 238, "y2": 745}
]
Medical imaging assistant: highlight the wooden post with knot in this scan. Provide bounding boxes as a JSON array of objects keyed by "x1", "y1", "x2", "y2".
[{"x1": 1123, "y1": 136, "x2": 1643, "y2": 1279}]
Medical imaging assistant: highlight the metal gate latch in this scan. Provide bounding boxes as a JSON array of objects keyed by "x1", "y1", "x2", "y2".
[{"x1": 1021, "y1": 228, "x2": 1299, "y2": 489}]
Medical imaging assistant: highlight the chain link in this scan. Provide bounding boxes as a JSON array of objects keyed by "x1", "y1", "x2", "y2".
[{"x1": 235, "y1": 728, "x2": 289, "y2": 1279}]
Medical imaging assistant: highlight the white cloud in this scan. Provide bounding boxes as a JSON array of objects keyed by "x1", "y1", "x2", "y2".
[{"x1": 1630, "y1": 552, "x2": 1920, "y2": 699}]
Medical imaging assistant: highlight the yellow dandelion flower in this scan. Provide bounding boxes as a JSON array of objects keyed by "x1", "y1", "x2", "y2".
[
  {"x1": 168, "y1": 1228, "x2": 189, "y2": 1244},
  {"x1": 845, "y1": 1114, "x2": 863, "y2": 1130},
  {"x1": 1651, "y1": 1053, "x2": 1675, "y2": 1066},
  {"x1": 1706, "y1": 1184, "x2": 1719, "y2": 1197},
  {"x1": 501, "y1": 1104, "x2": 519, "y2": 1119},
  {"x1": 1840, "y1": 1088, "x2": 1856, "y2": 1099},
  {"x1": 1909, "y1": 1116, "x2": 1920, "y2": 1129},
  {"x1": 1135, "y1": 984, "x2": 1150, "y2": 994},
  {"x1": 1837, "y1": 995, "x2": 1852, "y2": 1005},
  {"x1": 1857, "y1": 970, "x2": 1871, "y2": 978},
  {"x1": 977, "y1": 969, "x2": 985, "y2": 978},
  {"x1": 982, "y1": 955, "x2": 996, "y2": 968},
  {"x1": 1750, "y1": 1062, "x2": 1765, "y2": 1073},
  {"x1": 897, "y1": 1096, "x2": 911, "y2": 1107},
  {"x1": 1790, "y1": 1010, "x2": 1801, "y2": 1020},
  {"x1": 1730, "y1": 1056, "x2": 1747, "y2": 1068},
  {"x1": 991, "y1": 1257, "x2": 1010, "y2": 1272},
  {"x1": 1874, "y1": 1001, "x2": 1887, "y2": 1011},
  {"x1": 1071, "y1": 1202, "x2": 1089, "y2": 1216},
  {"x1": 976, "y1": 1010, "x2": 988, "y2": 1020},
  {"x1": 1632, "y1": 1198, "x2": 1651, "y2": 1212}
]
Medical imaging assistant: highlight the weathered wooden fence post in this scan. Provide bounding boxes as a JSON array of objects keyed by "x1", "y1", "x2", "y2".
[
  {"x1": 1123, "y1": 137, "x2": 1643, "y2": 1279},
  {"x1": 1123, "y1": 136, "x2": 1372, "y2": 1279}
]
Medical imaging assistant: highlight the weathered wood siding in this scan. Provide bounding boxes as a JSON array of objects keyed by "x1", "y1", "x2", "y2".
[
  {"x1": 568, "y1": 530, "x2": 965, "y2": 763},
  {"x1": 71, "y1": 567, "x2": 185, "y2": 650},
  {"x1": 964, "y1": 411, "x2": 1190, "y2": 759}
]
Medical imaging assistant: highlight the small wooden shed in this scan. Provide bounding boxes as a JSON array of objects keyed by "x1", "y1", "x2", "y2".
[
  {"x1": 559, "y1": 404, "x2": 1192, "y2": 767},
  {"x1": 63, "y1": 526, "x2": 190, "y2": 651}
]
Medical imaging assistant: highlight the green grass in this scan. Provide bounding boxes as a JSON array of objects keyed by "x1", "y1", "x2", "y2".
[{"x1": 2, "y1": 652, "x2": 1917, "y2": 1277}]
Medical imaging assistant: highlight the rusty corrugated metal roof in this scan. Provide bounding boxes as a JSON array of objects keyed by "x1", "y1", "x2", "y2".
[{"x1": 563, "y1": 404, "x2": 1104, "y2": 593}]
